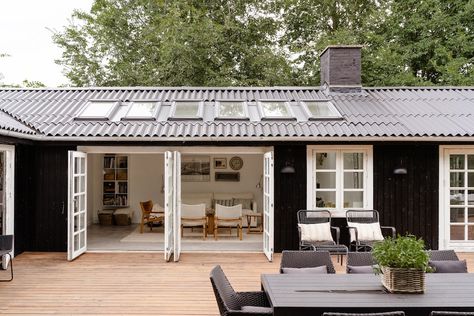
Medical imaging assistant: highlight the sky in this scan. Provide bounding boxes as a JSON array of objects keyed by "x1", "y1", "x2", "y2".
[{"x1": 0, "y1": 0, "x2": 93, "y2": 87}]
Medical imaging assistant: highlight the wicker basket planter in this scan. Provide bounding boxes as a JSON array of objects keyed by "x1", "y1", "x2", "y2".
[{"x1": 381, "y1": 266, "x2": 425, "y2": 294}]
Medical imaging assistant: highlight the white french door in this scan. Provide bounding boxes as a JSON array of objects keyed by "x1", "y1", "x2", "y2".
[
  {"x1": 173, "y1": 151, "x2": 181, "y2": 262},
  {"x1": 442, "y1": 149, "x2": 474, "y2": 251},
  {"x1": 263, "y1": 151, "x2": 274, "y2": 261},
  {"x1": 67, "y1": 151, "x2": 87, "y2": 261},
  {"x1": 164, "y1": 151, "x2": 175, "y2": 261}
]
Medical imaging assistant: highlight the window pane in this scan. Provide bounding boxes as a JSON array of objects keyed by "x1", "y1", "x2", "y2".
[
  {"x1": 468, "y1": 173, "x2": 474, "y2": 187},
  {"x1": 315, "y1": 152, "x2": 336, "y2": 169},
  {"x1": 343, "y1": 191, "x2": 364, "y2": 208},
  {"x1": 450, "y1": 155, "x2": 465, "y2": 170},
  {"x1": 469, "y1": 190, "x2": 474, "y2": 205},
  {"x1": 316, "y1": 191, "x2": 336, "y2": 208},
  {"x1": 344, "y1": 172, "x2": 364, "y2": 189},
  {"x1": 343, "y1": 153, "x2": 364, "y2": 170},
  {"x1": 450, "y1": 208, "x2": 465, "y2": 223},
  {"x1": 260, "y1": 101, "x2": 291, "y2": 117},
  {"x1": 468, "y1": 155, "x2": 474, "y2": 169},
  {"x1": 450, "y1": 225, "x2": 464, "y2": 240},
  {"x1": 469, "y1": 208, "x2": 474, "y2": 222},
  {"x1": 450, "y1": 172, "x2": 465, "y2": 187},
  {"x1": 305, "y1": 101, "x2": 339, "y2": 117},
  {"x1": 79, "y1": 101, "x2": 115, "y2": 118},
  {"x1": 126, "y1": 102, "x2": 157, "y2": 118},
  {"x1": 174, "y1": 101, "x2": 200, "y2": 117},
  {"x1": 316, "y1": 172, "x2": 336, "y2": 189},
  {"x1": 469, "y1": 226, "x2": 474, "y2": 240},
  {"x1": 218, "y1": 101, "x2": 246, "y2": 117},
  {"x1": 450, "y1": 190, "x2": 465, "y2": 205}
]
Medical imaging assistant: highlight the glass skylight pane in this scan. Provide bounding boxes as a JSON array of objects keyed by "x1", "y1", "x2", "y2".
[
  {"x1": 305, "y1": 101, "x2": 340, "y2": 117},
  {"x1": 126, "y1": 102, "x2": 158, "y2": 118},
  {"x1": 218, "y1": 101, "x2": 246, "y2": 118},
  {"x1": 174, "y1": 101, "x2": 200, "y2": 117},
  {"x1": 78, "y1": 101, "x2": 116, "y2": 118},
  {"x1": 261, "y1": 101, "x2": 291, "y2": 117}
]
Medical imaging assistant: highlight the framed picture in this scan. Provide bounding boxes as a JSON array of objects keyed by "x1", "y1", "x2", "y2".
[
  {"x1": 181, "y1": 156, "x2": 210, "y2": 182},
  {"x1": 215, "y1": 172, "x2": 240, "y2": 182},
  {"x1": 214, "y1": 157, "x2": 227, "y2": 169}
]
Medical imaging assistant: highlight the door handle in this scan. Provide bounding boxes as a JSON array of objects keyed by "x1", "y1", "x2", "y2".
[{"x1": 60, "y1": 201, "x2": 65, "y2": 215}]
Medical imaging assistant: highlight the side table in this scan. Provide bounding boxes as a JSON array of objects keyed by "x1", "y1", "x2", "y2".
[{"x1": 246, "y1": 213, "x2": 263, "y2": 234}]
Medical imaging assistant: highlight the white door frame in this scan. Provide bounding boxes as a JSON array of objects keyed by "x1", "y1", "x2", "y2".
[
  {"x1": 164, "y1": 151, "x2": 174, "y2": 261},
  {"x1": 0, "y1": 145, "x2": 14, "y2": 268},
  {"x1": 173, "y1": 151, "x2": 181, "y2": 262},
  {"x1": 67, "y1": 151, "x2": 88, "y2": 261},
  {"x1": 439, "y1": 145, "x2": 474, "y2": 251}
]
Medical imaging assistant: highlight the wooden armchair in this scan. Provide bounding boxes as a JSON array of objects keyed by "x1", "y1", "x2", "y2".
[
  {"x1": 214, "y1": 204, "x2": 243, "y2": 240},
  {"x1": 139, "y1": 200, "x2": 164, "y2": 233}
]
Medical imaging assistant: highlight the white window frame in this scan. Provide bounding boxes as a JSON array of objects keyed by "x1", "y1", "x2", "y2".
[
  {"x1": 169, "y1": 100, "x2": 204, "y2": 120},
  {"x1": 257, "y1": 99, "x2": 295, "y2": 120},
  {"x1": 439, "y1": 145, "x2": 474, "y2": 251},
  {"x1": 306, "y1": 145, "x2": 373, "y2": 218},
  {"x1": 75, "y1": 100, "x2": 120, "y2": 120},
  {"x1": 214, "y1": 100, "x2": 249, "y2": 120},
  {"x1": 300, "y1": 99, "x2": 342, "y2": 120},
  {"x1": 121, "y1": 100, "x2": 160, "y2": 121}
]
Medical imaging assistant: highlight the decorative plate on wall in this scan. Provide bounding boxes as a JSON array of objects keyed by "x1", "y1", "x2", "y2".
[{"x1": 229, "y1": 156, "x2": 243, "y2": 170}]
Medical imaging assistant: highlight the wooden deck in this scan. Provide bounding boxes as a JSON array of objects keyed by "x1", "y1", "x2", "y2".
[{"x1": 0, "y1": 252, "x2": 473, "y2": 315}]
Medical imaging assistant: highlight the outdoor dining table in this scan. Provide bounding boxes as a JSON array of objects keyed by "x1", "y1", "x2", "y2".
[{"x1": 261, "y1": 273, "x2": 474, "y2": 316}]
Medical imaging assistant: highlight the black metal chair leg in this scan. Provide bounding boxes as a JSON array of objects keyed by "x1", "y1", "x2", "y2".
[{"x1": 0, "y1": 254, "x2": 13, "y2": 282}]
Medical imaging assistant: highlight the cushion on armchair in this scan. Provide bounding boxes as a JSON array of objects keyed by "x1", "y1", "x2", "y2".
[
  {"x1": 298, "y1": 222, "x2": 333, "y2": 242},
  {"x1": 429, "y1": 260, "x2": 468, "y2": 273},
  {"x1": 349, "y1": 222, "x2": 384, "y2": 242}
]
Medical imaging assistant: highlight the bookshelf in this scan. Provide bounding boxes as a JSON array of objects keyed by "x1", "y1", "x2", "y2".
[{"x1": 103, "y1": 154, "x2": 129, "y2": 209}]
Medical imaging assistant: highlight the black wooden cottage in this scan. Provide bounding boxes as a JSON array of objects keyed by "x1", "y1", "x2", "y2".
[{"x1": 0, "y1": 45, "x2": 473, "y2": 261}]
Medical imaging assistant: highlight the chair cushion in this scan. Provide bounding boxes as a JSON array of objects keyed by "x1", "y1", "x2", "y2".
[
  {"x1": 349, "y1": 222, "x2": 384, "y2": 242},
  {"x1": 152, "y1": 203, "x2": 164, "y2": 212},
  {"x1": 181, "y1": 219, "x2": 206, "y2": 226},
  {"x1": 281, "y1": 266, "x2": 328, "y2": 274},
  {"x1": 347, "y1": 265, "x2": 377, "y2": 274},
  {"x1": 241, "y1": 306, "x2": 273, "y2": 314},
  {"x1": 429, "y1": 260, "x2": 468, "y2": 273},
  {"x1": 298, "y1": 222, "x2": 333, "y2": 242}
]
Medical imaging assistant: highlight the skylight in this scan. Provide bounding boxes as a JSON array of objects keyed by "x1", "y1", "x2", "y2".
[
  {"x1": 215, "y1": 101, "x2": 249, "y2": 120},
  {"x1": 302, "y1": 100, "x2": 342, "y2": 120},
  {"x1": 122, "y1": 101, "x2": 159, "y2": 120},
  {"x1": 170, "y1": 100, "x2": 203, "y2": 120},
  {"x1": 76, "y1": 101, "x2": 118, "y2": 120},
  {"x1": 258, "y1": 100, "x2": 294, "y2": 120}
]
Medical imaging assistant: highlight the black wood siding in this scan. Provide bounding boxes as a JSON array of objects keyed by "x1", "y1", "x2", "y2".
[
  {"x1": 373, "y1": 144, "x2": 439, "y2": 249},
  {"x1": 14, "y1": 145, "x2": 74, "y2": 254},
  {"x1": 274, "y1": 145, "x2": 307, "y2": 252}
]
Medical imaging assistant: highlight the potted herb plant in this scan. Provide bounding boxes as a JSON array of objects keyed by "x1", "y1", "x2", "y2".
[{"x1": 372, "y1": 235, "x2": 431, "y2": 294}]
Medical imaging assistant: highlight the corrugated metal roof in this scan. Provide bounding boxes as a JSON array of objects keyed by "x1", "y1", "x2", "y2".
[{"x1": 0, "y1": 86, "x2": 473, "y2": 139}]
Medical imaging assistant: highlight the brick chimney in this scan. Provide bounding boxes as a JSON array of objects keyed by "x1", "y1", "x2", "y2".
[{"x1": 320, "y1": 45, "x2": 362, "y2": 93}]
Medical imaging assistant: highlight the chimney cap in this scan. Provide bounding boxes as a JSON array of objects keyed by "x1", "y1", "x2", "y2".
[{"x1": 319, "y1": 45, "x2": 363, "y2": 57}]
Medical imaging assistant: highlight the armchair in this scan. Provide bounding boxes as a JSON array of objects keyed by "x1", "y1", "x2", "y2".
[
  {"x1": 139, "y1": 200, "x2": 164, "y2": 233},
  {"x1": 0, "y1": 235, "x2": 13, "y2": 282},
  {"x1": 214, "y1": 204, "x2": 243, "y2": 240},
  {"x1": 346, "y1": 210, "x2": 396, "y2": 252},
  {"x1": 181, "y1": 203, "x2": 207, "y2": 239}
]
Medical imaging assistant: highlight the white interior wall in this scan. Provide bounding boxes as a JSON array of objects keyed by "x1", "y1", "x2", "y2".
[{"x1": 87, "y1": 153, "x2": 263, "y2": 224}]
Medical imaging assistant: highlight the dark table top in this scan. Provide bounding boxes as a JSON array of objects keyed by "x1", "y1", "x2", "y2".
[{"x1": 261, "y1": 273, "x2": 474, "y2": 316}]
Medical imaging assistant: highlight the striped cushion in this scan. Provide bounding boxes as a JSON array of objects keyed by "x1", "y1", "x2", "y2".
[{"x1": 213, "y1": 199, "x2": 233, "y2": 208}]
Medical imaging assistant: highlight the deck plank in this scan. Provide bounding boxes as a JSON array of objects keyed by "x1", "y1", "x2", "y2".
[{"x1": 0, "y1": 252, "x2": 473, "y2": 315}]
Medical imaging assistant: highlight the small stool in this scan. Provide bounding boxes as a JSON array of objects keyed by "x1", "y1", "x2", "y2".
[{"x1": 246, "y1": 213, "x2": 263, "y2": 234}]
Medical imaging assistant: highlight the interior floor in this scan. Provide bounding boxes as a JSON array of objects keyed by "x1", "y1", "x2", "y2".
[{"x1": 87, "y1": 224, "x2": 263, "y2": 252}]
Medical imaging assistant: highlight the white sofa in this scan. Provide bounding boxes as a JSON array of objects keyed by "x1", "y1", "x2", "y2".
[{"x1": 181, "y1": 192, "x2": 258, "y2": 227}]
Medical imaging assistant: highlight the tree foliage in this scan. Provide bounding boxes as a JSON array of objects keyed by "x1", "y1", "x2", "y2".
[{"x1": 54, "y1": 0, "x2": 474, "y2": 87}]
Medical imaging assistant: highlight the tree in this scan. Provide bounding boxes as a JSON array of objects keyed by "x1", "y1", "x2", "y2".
[{"x1": 53, "y1": 0, "x2": 292, "y2": 86}]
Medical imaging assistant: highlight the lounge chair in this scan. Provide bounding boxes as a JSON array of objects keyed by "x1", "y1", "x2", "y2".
[{"x1": 280, "y1": 250, "x2": 336, "y2": 274}]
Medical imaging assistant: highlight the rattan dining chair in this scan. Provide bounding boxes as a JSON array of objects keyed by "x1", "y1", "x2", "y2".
[
  {"x1": 280, "y1": 250, "x2": 336, "y2": 274},
  {"x1": 430, "y1": 312, "x2": 474, "y2": 316},
  {"x1": 0, "y1": 235, "x2": 13, "y2": 282},
  {"x1": 428, "y1": 250, "x2": 460, "y2": 261},
  {"x1": 210, "y1": 265, "x2": 272, "y2": 316},
  {"x1": 346, "y1": 252, "x2": 377, "y2": 274},
  {"x1": 323, "y1": 312, "x2": 405, "y2": 316}
]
